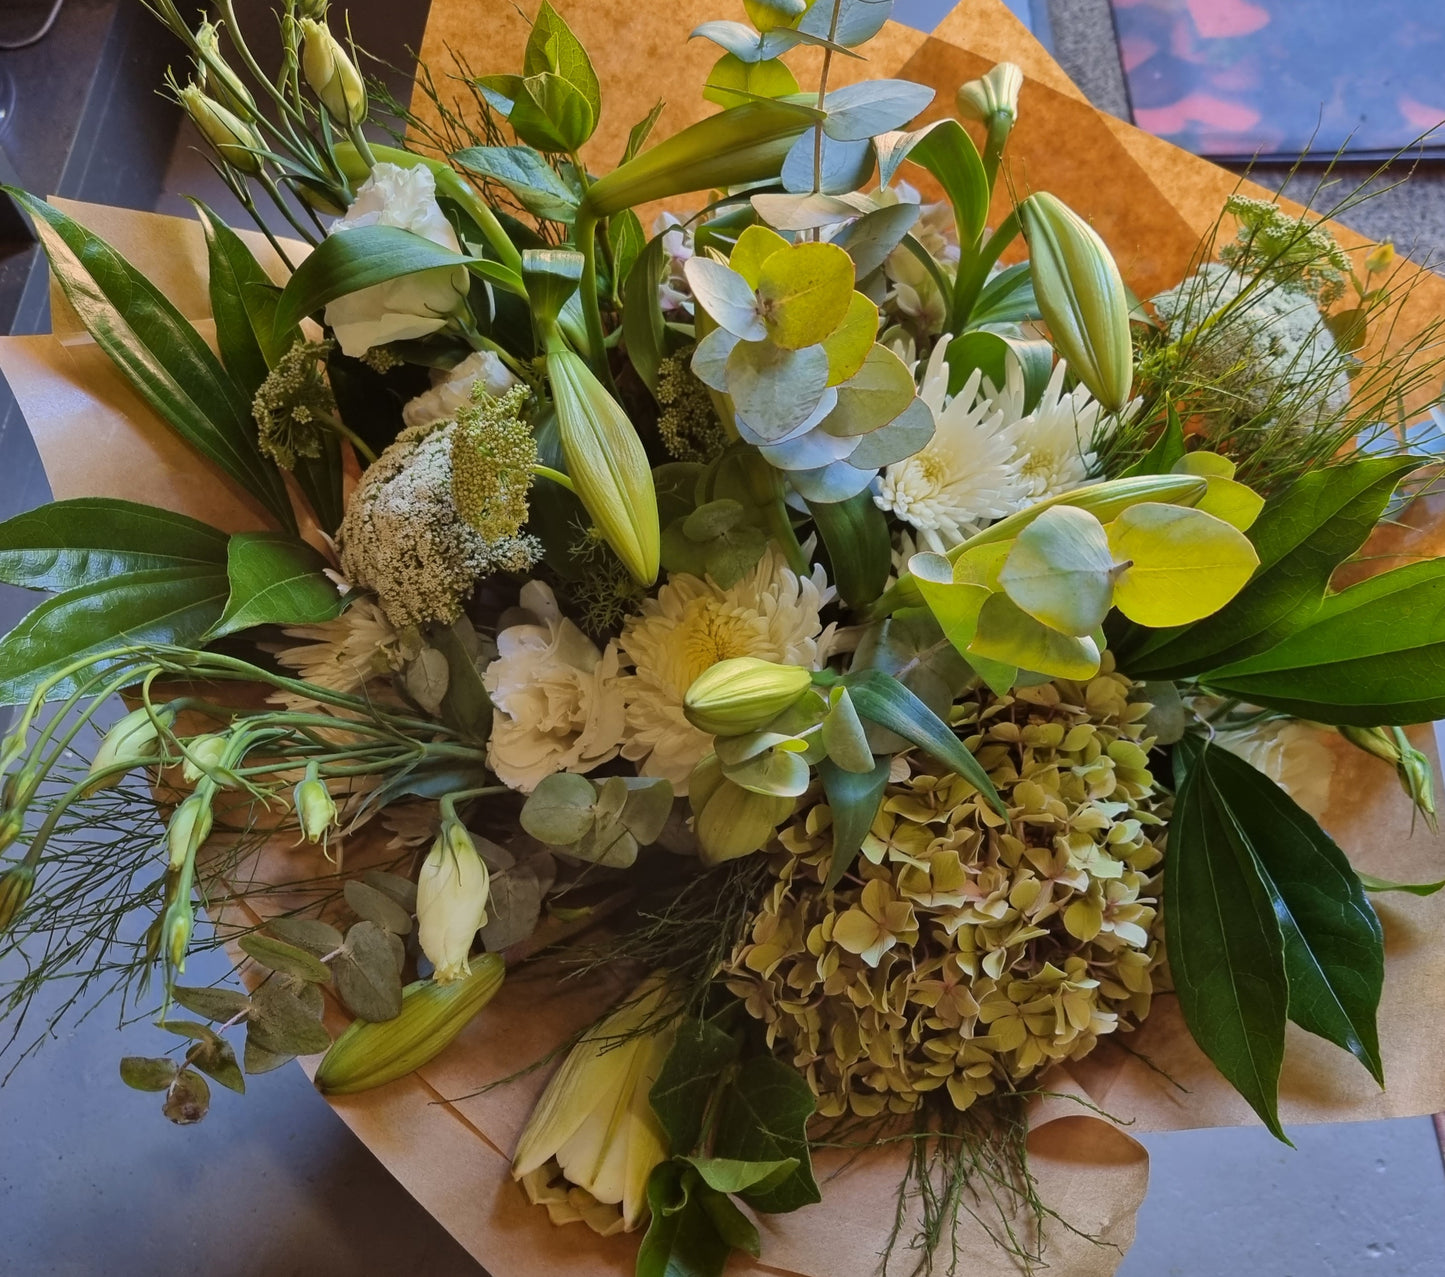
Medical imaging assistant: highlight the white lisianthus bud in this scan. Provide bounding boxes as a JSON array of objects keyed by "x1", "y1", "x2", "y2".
[
  {"x1": 177, "y1": 82, "x2": 264, "y2": 176},
  {"x1": 194, "y1": 19, "x2": 255, "y2": 117},
  {"x1": 417, "y1": 818, "x2": 491, "y2": 982},
  {"x1": 323, "y1": 162, "x2": 471, "y2": 357},
  {"x1": 512, "y1": 976, "x2": 676, "y2": 1233},
  {"x1": 167, "y1": 789, "x2": 214, "y2": 871},
  {"x1": 180, "y1": 733, "x2": 229, "y2": 786},
  {"x1": 956, "y1": 62, "x2": 1023, "y2": 125},
  {"x1": 86, "y1": 705, "x2": 174, "y2": 795},
  {"x1": 299, "y1": 17, "x2": 366, "y2": 128},
  {"x1": 292, "y1": 761, "x2": 339, "y2": 845}
]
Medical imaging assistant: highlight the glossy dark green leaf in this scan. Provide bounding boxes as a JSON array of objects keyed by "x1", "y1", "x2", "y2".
[
  {"x1": 0, "y1": 565, "x2": 229, "y2": 704},
  {"x1": 291, "y1": 435, "x2": 346, "y2": 534},
  {"x1": 807, "y1": 490, "x2": 891, "y2": 608},
  {"x1": 0, "y1": 498, "x2": 227, "y2": 591},
  {"x1": 681, "y1": 1155, "x2": 798, "y2": 1196},
  {"x1": 9, "y1": 190, "x2": 293, "y2": 529},
  {"x1": 209, "y1": 532, "x2": 344, "y2": 639},
  {"x1": 636, "y1": 1163, "x2": 734, "y2": 1277},
  {"x1": 192, "y1": 200, "x2": 297, "y2": 395},
  {"x1": 843, "y1": 668, "x2": 1006, "y2": 816},
  {"x1": 1204, "y1": 743, "x2": 1384, "y2": 1084},
  {"x1": 1165, "y1": 739, "x2": 1289, "y2": 1141},
  {"x1": 1201, "y1": 559, "x2": 1445, "y2": 725},
  {"x1": 712, "y1": 1054, "x2": 820, "y2": 1213},
  {"x1": 452, "y1": 146, "x2": 580, "y2": 223},
  {"x1": 819, "y1": 755, "x2": 890, "y2": 890},
  {"x1": 650, "y1": 1015, "x2": 740, "y2": 1155},
  {"x1": 1123, "y1": 456, "x2": 1420, "y2": 678},
  {"x1": 697, "y1": 1184, "x2": 761, "y2": 1257}
]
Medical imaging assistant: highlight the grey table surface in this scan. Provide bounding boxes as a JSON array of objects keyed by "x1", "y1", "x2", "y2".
[{"x1": 5, "y1": 1, "x2": 1445, "y2": 1275}]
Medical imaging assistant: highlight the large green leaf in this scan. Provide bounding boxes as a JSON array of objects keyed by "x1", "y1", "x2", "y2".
[
  {"x1": 650, "y1": 1016, "x2": 740, "y2": 1156},
  {"x1": 712, "y1": 1055, "x2": 820, "y2": 1214},
  {"x1": 819, "y1": 755, "x2": 891, "y2": 890},
  {"x1": 637, "y1": 1163, "x2": 735, "y2": 1277},
  {"x1": 0, "y1": 499, "x2": 227, "y2": 591},
  {"x1": 901, "y1": 120, "x2": 990, "y2": 249},
  {"x1": 1121, "y1": 456, "x2": 1419, "y2": 678},
  {"x1": 843, "y1": 668, "x2": 1006, "y2": 816},
  {"x1": 1204, "y1": 743, "x2": 1384, "y2": 1084},
  {"x1": 209, "y1": 532, "x2": 344, "y2": 639},
  {"x1": 807, "y1": 490, "x2": 891, "y2": 608},
  {"x1": 1201, "y1": 559, "x2": 1445, "y2": 725},
  {"x1": 9, "y1": 190, "x2": 293, "y2": 531},
  {"x1": 452, "y1": 146, "x2": 580, "y2": 223},
  {"x1": 943, "y1": 330, "x2": 1052, "y2": 410},
  {"x1": 0, "y1": 565, "x2": 229, "y2": 703},
  {"x1": 1166, "y1": 739, "x2": 1289, "y2": 1140}
]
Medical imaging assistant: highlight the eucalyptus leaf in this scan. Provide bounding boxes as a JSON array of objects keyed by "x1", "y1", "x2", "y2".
[
  {"x1": 239, "y1": 933, "x2": 332, "y2": 983},
  {"x1": 619, "y1": 777, "x2": 676, "y2": 844},
  {"x1": 209, "y1": 532, "x2": 344, "y2": 639},
  {"x1": 691, "y1": 325, "x2": 742, "y2": 392},
  {"x1": 830, "y1": 201, "x2": 920, "y2": 280},
  {"x1": 819, "y1": 344, "x2": 916, "y2": 438},
  {"x1": 189, "y1": 1033, "x2": 245, "y2": 1095},
  {"x1": 781, "y1": 129, "x2": 875, "y2": 195},
  {"x1": 345, "y1": 879, "x2": 415, "y2": 936},
  {"x1": 364, "y1": 870, "x2": 420, "y2": 914},
  {"x1": 162, "y1": 1069, "x2": 212, "y2": 1125},
  {"x1": 822, "y1": 79, "x2": 934, "y2": 142},
  {"x1": 248, "y1": 982, "x2": 332, "y2": 1057},
  {"x1": 727, "y1": 339, "x2": 831, "y2": 440},
  {"x1": 478, "y1": 862, "x2": 544, "y2": 951},
  {"x1": 755, "y1": 241, "x2": 855, "y2": 350},
  {"x1": 120, "y1": 1056, "x2": 179, "y2": 1092},
  {"x1": 797, "y1": 0, "x2": 893, "y2": 46},
  {"x1": 685, "y1": 257, "x2": 766, "y2": 341},
  {"x1": 243, "y1": 1036, "x2": 294, "y2": 1075},
  {"x1": 520, "y1": 771, "x2": 598, "y2": 845},
  {"x1": 171, "y1": 984, "x2": 251, "y2": 1023},
  {"x1": 703, "y1": 52, "x2": 800, "y2": 109},
  {"x1": 264, "y1": 916, "x2": 345, "y2": 959},
  {"x1": 845, "y1": 396, "x2": 935, "y2": 469},
  {"x1": 333, "y1": 920, "x2": 405, "y2": 1022}
]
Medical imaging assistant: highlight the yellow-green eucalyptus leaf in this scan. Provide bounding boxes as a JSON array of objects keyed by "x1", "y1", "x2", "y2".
[
  {"x1": 1194, "y1": 474, "x2": 1266, "y2": 532},
  {"x1": 969, "y1": 592, "x2": 1101, "y2": 680},
  {"x1": 821, "y1": 291, "x2": 879, "y2": 385},
  {"x1": 817, "y1": 343, "x2": 916, "y2": 437},
  {"x1": 704, "y1": 53, "x2": 801, "y2": 109},
  {"x1": 1173, "y1": 451, "x2": 1236, "y2": 479},
  {"x1": 730, "y1": 224, "x2": 791, "y2": 288},
  {"x1": 1106, "y1": 502, "x2": 1259, "y2": 628},
  {"x1": 744, "y1": 0, "x2": 807, "y2": 32},
  {"x1": 910, "y1": 551, "x2": 991, "y2": 657},
  {"x1": 997, "y1": 504, "x2": 1120, "y2": 637},
  {"x1": 756, "y1": 241, "x2": 856, "y2": 350}
]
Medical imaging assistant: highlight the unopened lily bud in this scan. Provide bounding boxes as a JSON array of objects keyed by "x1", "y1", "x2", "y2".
[
  {"x1": 178, "y1": 82, "x2": 264, "y2": 175},
  {"x1": 87, "y1": 705, "x2": 174, "y2": 795},
  {"x1": 300, "y1": 17, "x2": 367, "y2": 129},
  {"x1": 0, "y1": 863, "x2": 35, "y2": 935},
  {"x1": 194, "y1": 19, "x2": 255, "y2": 117},
  {"x1": 167, "y1": 789, "x2": 214, "y2": 871},
  {"x1": 546, "y1": 346, "x2": 660, "y2": 585},
  {"x1": 292, "y1": 761, "x2": 339, "y2": 845},
  {"x1": 688, "y1": 753, "x2": 794, "y2": 866},
  {"x1": 180, "y1": 733, "x2": 229, "y2": 786},
  {"x1": 684, "y1": 657, "x2": 812, "y2": 736},
  {"x1": 1020, "y1": 191, "x2": 1134, "y2": 413},
  {"x1": 957, "y1": 62, "x2": 1023, "y2": 125},
  {"x1": 417, "y1": 818, "x2": 490, "y2": 982},
  {"x1": 1364, "y1": 242, "x2": 1396, "y2": 275}
]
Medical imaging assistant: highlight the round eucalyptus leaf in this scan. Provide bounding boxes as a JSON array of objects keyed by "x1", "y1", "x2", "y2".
[
  {"x1": 120, "y1": 1056, "x2": 179, "y2": 1092},
  {"x1": 262, "y1": 916, "x2": 345, "y2": 960},
  {"x1": 781, "y1": 130, "x2": 875, "y2": 195},
  {"x1": 162, "y1": 1069, "x2": 211, "y2": 1125},
  {"x1": 1107, "y1": 502, "x2": 1259, "y2": 627},
  {"x1": 998, "y1": 504, "x2": 1119, "y2": 637},
  {"x1": 727, "y1": 339, "x2": 831, "y2": 441},
  {"x1": 333, "y1": 921, "x2": 405, "y2": 1023},
  {"x1": 684, "y1": 257, "x2": 766, "y2": 341},
  {"x1": 735, "y1": 385, "x2": 837, "y2": 449},
  {"x1": 729, "y1": 224, "x2": 791, "y2": 287},
  {"x1": 691, "y1": 325, "x2": 741, "y2": 392},
  {"x1": 684, "y1": 498, "x2": 747, "y2": 541},
  {"x1": 818, "y1": 344, "x2": 917, "y2": 438},
  {"x1": 822, "y1": 79, "x2": 936, "y2": 142},
  {"x1": 759, "y1": 422, "x2": 858, "y2": 471},
  {"x1": 846, "y1": 396, "x2": 935, "y2": 469},
  {"x1": 520, "y1": 771, "x2": 598, "y2": 845},
  {"x1": 822, "y1": 292, "x2": 879, "y2": 385},
  {"x1": 344, "y1": 879, "x2": 414, "y2": 937},
  {"x1": 786, "y1": 457, "x2": 877, "y2": 503},
  {"x1": 756, "y1": 241, "x2": 856, "y2": 350}
]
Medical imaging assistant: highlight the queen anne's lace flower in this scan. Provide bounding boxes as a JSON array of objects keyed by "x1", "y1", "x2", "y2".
[{"x1": 617, "y1": 546, "x2": 834, "y2": 792}]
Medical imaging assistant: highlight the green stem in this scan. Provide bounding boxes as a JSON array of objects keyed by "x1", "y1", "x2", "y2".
[
  {"x1": 573, "y1": 214, "x2": 615, "y2": 389},
  {"x1": 532, "y1": 464, "x2": 576, "y2": 494},
  {"x1": 811, "y1": 0, "x2": 844, "y2": 203},
  {"x1": 318, "y1": 409, "x2": 378, "y2": 464},
  {"x1": 980, "y1": 114, "x2": 1012, "y2": 190},
  {"x1": 952, "y1": 209, "x2": 1020, "y2": 331},
  {"x1": 346, "y1": 124, "x2": 377, "y2": 172}
]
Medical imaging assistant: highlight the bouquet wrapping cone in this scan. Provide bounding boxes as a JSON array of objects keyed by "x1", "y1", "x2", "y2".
[{"x1": 2, "y1": 2, "x2": 1445, "y2": 1273}]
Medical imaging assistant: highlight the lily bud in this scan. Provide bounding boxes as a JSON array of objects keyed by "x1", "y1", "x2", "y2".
[
  {"x1": 417, "y1": 819, "x2": 491, "y2": 982},
  {"x1": 181, "y1": 733, "x2": 229, "y2": 786},
  {"x1": 315, "y1": 955, "x2": 506, "y2": 1094},
  {"x1": 194, "y1": 19, "x2": 255, "y2": 117},
  {"x1": 178, "y1": 82, "x2": 264, "y2": 176},
  {"x1": 167, "y1": 789, "x2": 214, "y2": 871},
  {"x1": 512, "y1": 977, "x2": 676, "y2": 1233},
  {"x1": 688, "y1": 753, "x2": 794, "y2": 866},
  {"x1": 87, "y1": 705, "x2": 174, "y2": 795},
  {"x1": 0, "y1": 863, "x2": 35, "y2": 935},
  {"x1": 956, "y1": 62, "x2": 1023, "y2": 125},
  {"x1": 1019, "y1": 192, "x2": 1134, "y2": 413},
  {"x1": 684, "y1": 657, "x2": 812, "y2": 736},
  {"x1": 292, "y1": 761, "x2": 339, "y2": 845},
  {"x1": 299, "y1": 17, "x2": 367, "y2": 129},
  {"x1": 546, "y1": 346, "x2": 660, "y2": 585}
]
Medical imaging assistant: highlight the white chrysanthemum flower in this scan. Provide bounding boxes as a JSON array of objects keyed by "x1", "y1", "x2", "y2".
[
  {"x1": 873, "y1": 342, "x2": 1026, "y2": 551},
  {"x1": 618, "y1": 546, "x2": 834, "y2": 792},
  {"x1": 999, "y1": 360, "x2": 1115, "y2": 502},
  {"x1": 272, "y1": 596, "x2": 407, "y2": 697}
]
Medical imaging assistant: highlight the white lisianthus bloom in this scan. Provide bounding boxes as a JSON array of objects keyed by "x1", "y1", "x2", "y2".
[
  {"x1": 483, "y1": 581, "x2": 627, "y2": 792},
  {"x1": 513, "y1": 978, "x2": 676, "y2": 1234},
  {"x1": 618, "y1": 545, "x2": 834, "y2": 792},
  {"x1": 401, "y1": 350, "x2": 519, "y2": 430},
  {"x1": 324, "y1": 162, "x2": 470, "y2": 357},
  {"x1": 873, "y1": 341, "x2": 1026, "y2": 551},
  {"x1": 1216, "y1": 718, "x2": 1334, "y2": 819},
  {"x1": 416, "y1": 819, "x2": 491, "y2": 982},
  {"x1": 999, "y1": 359, "x2": 1122, "y2": 501}
]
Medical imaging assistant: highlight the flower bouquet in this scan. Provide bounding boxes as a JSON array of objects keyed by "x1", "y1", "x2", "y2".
[{"x1": 3, "y1": 0, "x2": 1445, "y2": 1273}]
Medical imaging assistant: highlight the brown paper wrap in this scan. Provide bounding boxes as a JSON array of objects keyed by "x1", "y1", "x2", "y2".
[{"x1": 2, "y1": 1, "x2": 1444, "y2": 1272}]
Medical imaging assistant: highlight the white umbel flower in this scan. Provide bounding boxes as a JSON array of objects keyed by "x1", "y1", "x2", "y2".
[
  {"x1": 618, "y1": 546, "x2": 834, "y2": 792},
  {"x1": 873, "y1": 341, "x2": 1026, "y2": 551}
]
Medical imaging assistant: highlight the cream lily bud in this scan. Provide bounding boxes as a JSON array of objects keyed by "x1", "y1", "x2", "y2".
[
  {"x1": 194, "y1": 19, "x2": 255, "y2": 117},
  {"x1": 956, "y1": 62, "x2": 1023, "y2": 124},
  {"x1": 0, "y1": 863, "x2": 35, "y2": 935},
  {"x1": 292, "y1": 761, "x2": 339, "y2": 845},
  {"x1": 86, "y1": 705, "x2": 174, "y2": 795},
  {"x1": 180, "y1": 733, "x2": 229, "y2": 786},
  {"x1": 546, "y1": 346, "x2": 660, "y2": 585},
  {"x1": 688, "y1": 753, "x2": 794, "y2": 866},
  {"x1": 1019, "y1": 192, "x2": 1134, "y2": 413},
  {"x1": 684, "y1": 658, "x2": 812, "y2": 736},
  {"x1": 178, "y1": 82, "x2": 264, "y2": 176},
  {"x1": 417, "y1": 819, "x2": 491, "y2": 982},
  {"x1": 316, "y1": 955, "x2": 506, "y2": 1094},
  {"x1": 300, "y1": 17, "x2": 366, "y2": 129},
  {"x1": 167, "y1": 789, "x2": 214, "y2": 871},
  {"x1": 512, "y1": 977, "x2": 676, "y2": 1233}
]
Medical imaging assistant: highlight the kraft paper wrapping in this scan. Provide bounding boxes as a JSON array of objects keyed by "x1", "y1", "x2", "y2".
[{"x1": 0, "y1": 1, "x2": 1443, "y2": 1271}]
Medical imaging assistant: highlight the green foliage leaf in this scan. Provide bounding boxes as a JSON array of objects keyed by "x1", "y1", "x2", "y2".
[
  {"x1": 209, "y1": 532, "x2": 344, "y2": 638},
  {"x1": 1201, "y1": 559, "x2": 1445, "y2": 725},
  {"x1": 728, "y1": 339, "x2": 830, "y2": 440},
  {"x1": 943, "y1": 330, "x2": 1052, "y2": 409},
  {"x1": 998, "y1": 505, "x2": 1117, "y2": 636},
  {"x1": 608, "y1": 209, "x2": 646, "y2": 293},
  {"x1": 819, "y1": 755, "x2": 891, "y2": 889},
  {"x1": 0, "y1": 564, "x2": 229, "y2": 704},
  {"x1": 650, "y1": 1016, "x2": 742, "y2": 1155},
  {"x1": 900, "y1": 120, "x2": 990, "y2": 248},
  {"x1": 520, "y1": 771, "x2": 598, "y2": 845},
  {"x1": 683, "y1": 1156, "x2": 798, "y2": 1195},
  {"x1": 624, "y1": 230, "x2": 670, "y2": 397},
  {"x1": 247, "y1": 982, "x2": 332, "y2": 1057},
  {"x1": 120, "y1": 1056, "x2": 179, "y2": 1091},
  {"x1": 968, "y1": 261, "x2": 1040, "y2": 327},
  {"x1": 239, "y1": 933, "x2": 331, "y2": 983},
  {"x1": 807, "y1": 490, "x2": 891, "y2": 608},
  {"x1": 1357, "y1": 872, "x2": 1445, "y2": 897},
  {"x1": 452, "y1": 146, "x2": 580, "y2": 223},
  {"x1": 264, "y1": 916, "x2": 345, "y2": 957},
  {"x1": 1119, "y1": 405, "x2": 1186, "y2": 478},
  {"x1": 332, "y1": 920, "x2": 405, "y2": 1022},
  {"x1": 344, "y1": 879, "x2": 414, "y2": 937},
  {"x1": 712, "y1": 1054, "x2": 820, "y2": 1213},
  {"x1": 822, "y1": 79, "x2": 934, "y2": 142},
  {"x1": 8, "y1": 190, "x2": 293, "y2": 529},
  {"x1": 430, "y1": 617, "x2": 493, "y2": 743},
  {"x1": 526, "y1": 1, "x2": 601, "y2": 122},
  {"x1": 819, "y1": 343, "x2": 916, "y2": 437},
  {"x1": 756, "y1": 241, "x2": 856, "y2": 350},
  {"x1": 637, "y1": 1163, "x2": 735, "y2": 1277},
  {"x1": 1106, "y1": 503, "x2": 1259, "y2": 628},
  {"x1": 0, "y1": 498, "x2": 227, "y2": 592},
  {"x1": 704, "y1": 52, "x2": 800, "y2": 109},
  {"x1": 969, "y1": 592, "x2": 1099, "y2": 682},
  {"x1": 171, "y1": 984, "x2": 251, "y2": 1023},
  {"x1": 162, "y1": 1068, "x2": 212, "y2": 1124}
]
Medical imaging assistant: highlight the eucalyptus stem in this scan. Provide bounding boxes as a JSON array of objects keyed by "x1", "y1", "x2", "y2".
[{"x1": 811, "y1": 0, "x2": 844, "y2": 200}]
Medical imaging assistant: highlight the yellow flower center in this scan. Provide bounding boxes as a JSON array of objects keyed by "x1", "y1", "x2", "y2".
[{"x1": 677, "y1": 600, "x2": 765, "y2": 689}]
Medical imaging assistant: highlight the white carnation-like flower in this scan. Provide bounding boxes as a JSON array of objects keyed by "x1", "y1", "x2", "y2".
[
  {"x1": 873, "y1": 342, "x2": 1026, "y2": 551},
  {"x1": 999, "y1": 359, "x2": 1120, "y2": 503},
  {"x1": 401, "y1": 350, "x2": 519, "y2": 430},
  {"x1": 324, "y1": 162, "x2": 470, "y2": 357},
  {"x1": 1215, "y1": 718, "x2": 1335, "y2": 819},
  {"x1": 618, "y1": 546, "x2": 834, "y2": 792},
  {"x1": 483, "y1": 582, "x2": 628, "y2": 792}
]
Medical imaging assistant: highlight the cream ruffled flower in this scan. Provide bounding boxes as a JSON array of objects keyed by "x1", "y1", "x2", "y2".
[
  {"x1": 401, "y1": 350, "x2": 519, "y2": 430},
  {"x1": 873, "y1": 342, "x2": 1026, "y2": 551},
  {"x1": 272, "y1": 596, "x2": 408, "y2": 696},
  {"x1": 618, "y1": 546, "x2": 834, "y2": 793},
  {"x1": 1216, "y1": 718, "x2": 1335, "y2": 819},
  {"x1": 483, "y1": 581, "x2": 627, "y2": 792}
]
